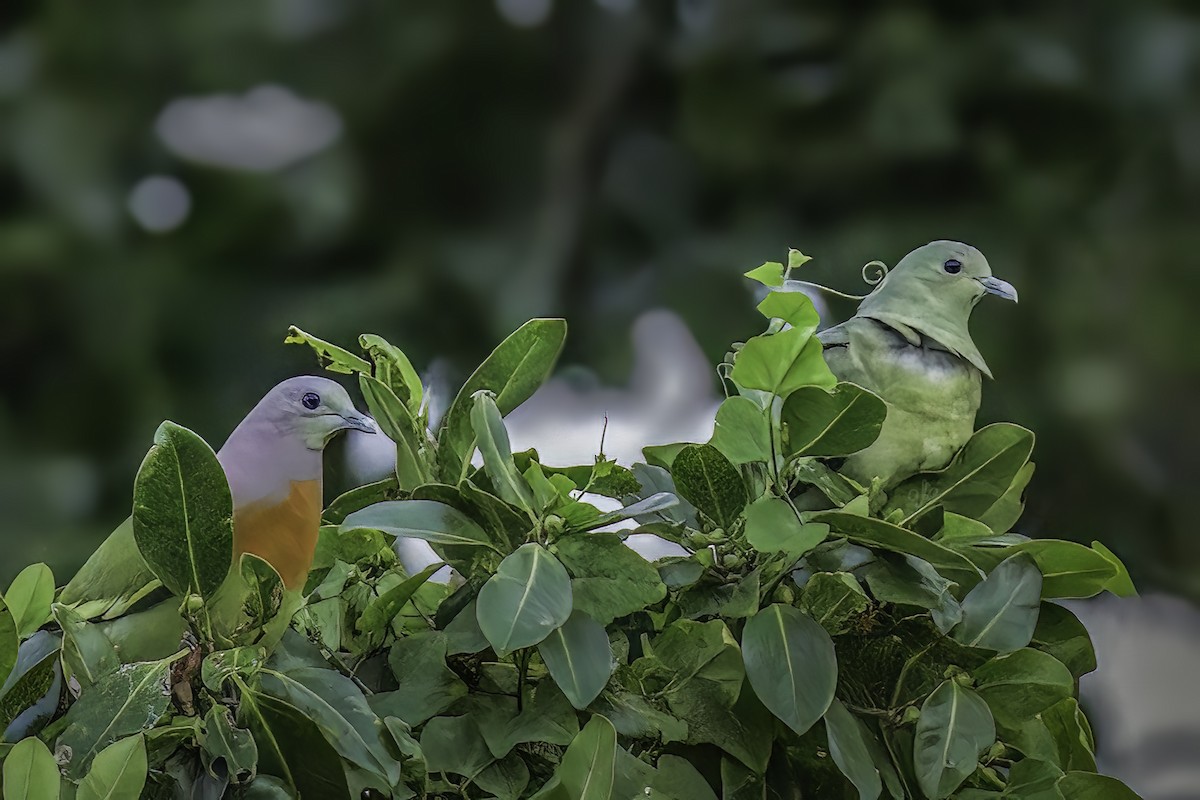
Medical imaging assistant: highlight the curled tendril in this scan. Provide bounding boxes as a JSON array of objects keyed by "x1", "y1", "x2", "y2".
[{"x1": 862, "y1": 260, "x2": 889, "y2": 286}]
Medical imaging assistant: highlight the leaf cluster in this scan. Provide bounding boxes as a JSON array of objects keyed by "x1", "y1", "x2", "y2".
[{"x1": 0, "y1": 261, "x2": 1140, "y2": 798}]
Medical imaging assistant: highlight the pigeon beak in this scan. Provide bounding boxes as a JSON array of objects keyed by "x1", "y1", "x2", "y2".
[
  {"x1": 979, "y1": 276, "x2": 1019, "y2": 303},
  {"x1": 341, "y1": 413, "x2": 377, "y2": 434}
]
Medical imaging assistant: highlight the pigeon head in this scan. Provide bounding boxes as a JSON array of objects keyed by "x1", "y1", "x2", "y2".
[
  {"x1": 857, "y1": 241, "x2": 1017, "y2": 378},
  {"x1": 247, "y1": 376, "x2": 375, "y2": 449}
]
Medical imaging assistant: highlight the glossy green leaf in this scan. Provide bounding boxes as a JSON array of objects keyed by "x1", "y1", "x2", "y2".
[
  {"x1": 0, "y1": 633, "x2": 62, "y2": 736},
  {"x1": 913, "y1": 681, "x2": 995, "y2": 799},
  {"x1": 477, "y1": 543, "x2": 573, "y2": 655},
  {"x1": 131, "y1": 421, "x2": 234, "y2": 601},
  {"x1": 978, "y1": 462, "x2": 1035, "y2": 535},
  {"x1": 1030, "y1": 603, "x2": 1096, "y2": 679},
  {"x1": 77, "y1": 734, "x2": 147, "y2": 800},
  {"x1": 539, "y1": 610, "x2": 614, "y2": 710},
  {"x1": 531, "y1": 714, "x2": 617, "y2": 800},
  {"x1": 357, "y1": 561, "x2": 444, "y2": 634},
  {"x1": 199, "y1": 705, "x2": 257, "y2": 783},
  {"x1": 744, "y1": 260, "x2": 785, "y2": 288},
  {"x1": 359, "y1": 373, "x2": 429, "y2": 490},
  {"x1": 886, "y1": 424, "x2": 1035, "y2": 525},
  {"x1": 0, "y1": 598, "x2": 17, "y2": 689},
  {"x1": 799, "y1": 572, "x2": 870, "y2": 636},
  {"x1": 709, "y1": 396, "x2": 772, "y2": 465},
  {"x1": 2, "y1": 737, "x2": 59, "y2": 800},
  {"x1": 731, "y1": 327, "x2": 837, "y2": 397},
  {"x1": 1055, "y1": 772, "x2": 1140, "y2": 799},
  {"x1": 4, "y1": 565, "x2": 54, "y2": 640},
  {"x1": 421, "y1": 714, "x2": 495, "y2": 780},
  {"x1": 58, "y1": 653, "x2": 178, "y2": 779},
  {"x1": 953, "y1": 554, "x2": 1042, "y2": 652},
  {"x1": 438, "y1": 318, "x2": 568, "y2": 481},
  {"x1": 53, "y1": 604, "x2": 119, "y2": 689},
  {"x1": 759, "y1": 290, "x2": 821, "y2": 331},
  {"x1": 974, "y1": 649, "x2": 1073, "y2": 728},
  {"x1": 814, "y1": 512, "x2": 981, "y2": 590},
  {"x1": 742, "y1": 604, "x2": 837, "y2": 736},
  {"x1": 781, "y1": 383, "x2": 887, "y2": 458},
  {"x1": 285, "y1": 325, "x2": 371, "y2": 374},
  {"x1": 359, "y1": 332, "x2": 424, "y2": 411},
  {"x1": 1005, "y1": 541, "x2": 1117, "y2": 600},
  {"x1": 1009, "y1": 698, "x2": 1096, "y2": 773},
  {"x1": 236, "y1": 679, "x2": 351, "y2": 798},
  {"x1": 342, "y1": 499, "x2": 495, "y2": 548},
  {"x1": 862, "y1": 555, "x2": 962, "y2": 633},
  {"x1": 553, "y1": 533, "x2": 667, "y2": 624},
  {"x1": 743, "y1": 496, "x2": 828, "y2": 557},
  {"x1": 376, "y1": 631, "x2": 466, "y2": 726},
  {"x1": 1091, "y1": 541, "x2": 1136, "y2": 597},
  {"x1": 824, "y1": 699, "x2": 883, "y2": 800},
  {"x1": 471, "y1": 390, "x2": 537, "y2": 516},
  {"x1": 671, "y1": 444, "x2": 748, "y2": 529}
]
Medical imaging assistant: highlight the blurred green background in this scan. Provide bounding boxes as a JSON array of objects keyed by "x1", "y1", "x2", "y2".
[{"x1": 1, "y1": 0, "x2": 1197, "y2": 597}]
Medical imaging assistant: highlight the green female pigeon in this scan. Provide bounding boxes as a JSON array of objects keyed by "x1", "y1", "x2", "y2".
[{"x1": 817, "y1": 241, "x2": 1017, "y2": 487}]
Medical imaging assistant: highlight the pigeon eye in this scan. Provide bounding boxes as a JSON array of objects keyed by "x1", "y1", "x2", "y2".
[
  {"x1": 943, "y1": 259, "x2": 963, "y2": 274},
  {"x1": 301, "y1": 392, "x2": 321, "y2": 410}
]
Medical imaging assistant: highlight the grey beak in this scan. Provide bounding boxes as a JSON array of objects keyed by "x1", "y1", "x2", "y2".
[
  {"x1": 342, "y1": 414, "x2": 377, "y2": 434},
  {"x1": 979, "y1": 276, "x2": 1019, "y2": 303}
]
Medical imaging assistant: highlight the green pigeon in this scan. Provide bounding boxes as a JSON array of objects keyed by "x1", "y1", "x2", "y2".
[
  {"x1": 816, "y1": 241, "x2": 1017, "y2": 487},
  {"x1": 58, "y1": 377, "x2": 374, "y2": 622}
]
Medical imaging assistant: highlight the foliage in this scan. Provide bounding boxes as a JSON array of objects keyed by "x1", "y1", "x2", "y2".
[{"x1": 0, "y1": 265, "x2": 1139, "y2": 798}]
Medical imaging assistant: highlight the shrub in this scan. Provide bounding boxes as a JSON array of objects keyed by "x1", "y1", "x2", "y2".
[{"x1": 0, "y1": 263, "x2": 1139, "y2": 798}]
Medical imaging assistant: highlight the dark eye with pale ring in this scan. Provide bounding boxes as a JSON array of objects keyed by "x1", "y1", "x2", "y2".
[
  {"x1": 301, "y1": 392, "x2": 321, "y2": 410},
  {"x1": 943, "y1": 259, "x2": 963, "y2": 274}
]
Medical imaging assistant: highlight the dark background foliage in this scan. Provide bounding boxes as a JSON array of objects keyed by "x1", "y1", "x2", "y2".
[{"x1": 1, "y1": 0, "x2": 1198, "y2": 598}]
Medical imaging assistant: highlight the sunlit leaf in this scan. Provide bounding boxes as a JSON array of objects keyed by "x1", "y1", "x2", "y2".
[
  {"x1": 781, "y1": 383, "x2": 887, "y2": 458},
  {"x1": 731, "y1": 327, "x2": 836, "y2": 397},
  {"x1": 77, "y1": 734, "x2": 147, "y2": 800},
  {"x1": 743, "y1": 496, "x2": 827, "y2": 557},
  {"x1": 4, "y1": 565, "x2": 54, "y2": 640},
  {"x1": 709, "y1": 396, "x2": 772, "y2": 465},
  {"x1": 2, "y1": 736, "x2": 59, "y2": 800},
  {"x1": 284, "y1": 325, "x2": 370, "y2": 374}
]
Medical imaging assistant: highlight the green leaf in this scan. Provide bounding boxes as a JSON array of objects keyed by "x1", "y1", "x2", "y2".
[
  {"x1": 953, "y1": 554, "x2": 1042, "y2": 652},
  {"x1": 375, "y1": 631, "x2": 467, "y2": 726},
  {"x1": 813, "y1": 512, "x2": 981, "y2": 591},
  {"x1": 671, "y1": 444, "x2": 748, "y2": 529},
  {"x1": 0, "y1": 633, "x2": 62, "y2": 736},
  {"x1": 720, "y1": 757, "x2": 766, "y2": 800},
  {"x1": 1055, "y1": 772, "x2": 1141, "y2": 799},
  {"x1": 199, "y1": 705, "x2": 257, "y2": 783},
  {"x1": 744, "y1": 261, "x2": 785, "y2": 288},
  {"x1": 973, "y1": 649, "x2": 1073, "y2": 728},
  {"x1": 1009, "y1": 698, "x2": 1096, "y2": 773},
  {"x1": 1091, "y1": 541, "x2": 1136, "y2": 597},
  {"x1": 471, "y1": 390, "x2": 537, "y2": 516},
  {"x1": 553, "y1": 533, "x2": 667, "y2": 624},
  {"x1": 1002, "y1": 758, "x2": 1064, "y2": 799},
  {"x1": 2, "y1": 737, "x2": 60, "y2": 800},
  {"x1": 469, "y1": 679, "x2": 580, "y2": 758},
  {"x1": 757, "y1": 291, "x2": 821, "y2": 331},
  {"x1": 781, "y1": 383, "x2": 888, "y2": 458},
  {"x1": 862, "y1": 555, "x2": 962, "y2": 633},
  {"x1": 284, "y1": 325, "x2": 371, "y2": 374},
  {"x1": 438, "y1": 318, "x2": 568, "y2": 481},
  {"x1": 1005, "y1": 541, "x2": 1117, "y2": 600},
  {"x1": 357, "y1": 561, "x2": 444, "y2": 634},
  {"x1": 257, "y1": 664, "x2": 398, "y2": 788},
  {"x1": 732, "y1": 327, "x2": 837, "y2": 397},
  {"x1": 4, "y1": 565, "x2": 54, "y2": 640},
  {"x1": 824, "y1": 699, "x2": 883, "y2": 800},
  {"x1": 531, "y1": 714, "x2": 617, "y2": 800},
  {"x1": 652, "y1": 756, "x2": 717, "y2": 800},
  {"x1": 57, "y1": 653, "x2": 178, "y2": 779},
  {"x1": 420, "y1": 714, "x2": 495, "y2": 780},
  {"x1": 236, "y1": 679, "x2": 351, "y2": 798},
  {"x1": 799, "y1": 572, "x2": 870, "y2": 636},
  {"x1": 53, "y1": 604, "x2": 119, "y2": 689},
  {"x1": 342, "y1": 499, "x2": 495, "y2": 548},
  {"x1": 744, "y1": 496, "x2": 828, "y2": 557},
  {"x1": 539, "y1": 611, "x2": 614, "y2": 710},
  {"x1": 913, "y1": 681, "x2": 995, "y2": 799},
  {"x1": 359, "y1": 373, "x2": 429, "y2": 490},
  {"x1": 476, "y1": 753, "x2": 531, "y2": 800},
  {"x1": 0, "y1": 598, "x2": 17, "y2": 689},
  {"x1": 1030, "y1": 603, "x2": 1096, "y2": 679},
  {"x1": 202, "y1": 646, "x2": 266, "y2": 693},
  {"x1": 978, "y1": 462, "x2": 1035, "y2": 535},
  {"x1": 477, "y1": 543, "x2": 573, "y2": 655},
  {"x1": 131, "y1": 421, "x2": 234, "y2": 601},
  {"x1": 742, "y1": 604, "x2": 837, "y2": 736},
  {"x1": 77, "y1": 734, "x2": 147, "y2": 800},
  {"x1": 709, "y1": 396, "x2": 772, "y2": 465},
  {"x1": 238, "y1": 554, "x2": 283, "y2": 630},
  {"x1": 885, "y1": 424, "x2": 1036, "y2": 525},
  {"x1": 576, "y1": 493, "x2": 679, "y2": 533},
  {"x1": 444, "y1": 598, "x2": 491, "y2": 655},
  {"x1": 359, "y1": 332, "x2": 424, "y2": 411},
  {"x1": 321, "y1": 477, "x2": 401, "y2": 526}
]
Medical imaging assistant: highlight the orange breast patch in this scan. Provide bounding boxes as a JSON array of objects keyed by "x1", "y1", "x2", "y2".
[{"x1": 233, "y1": 479, "x2": 323, "y2": 590}]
